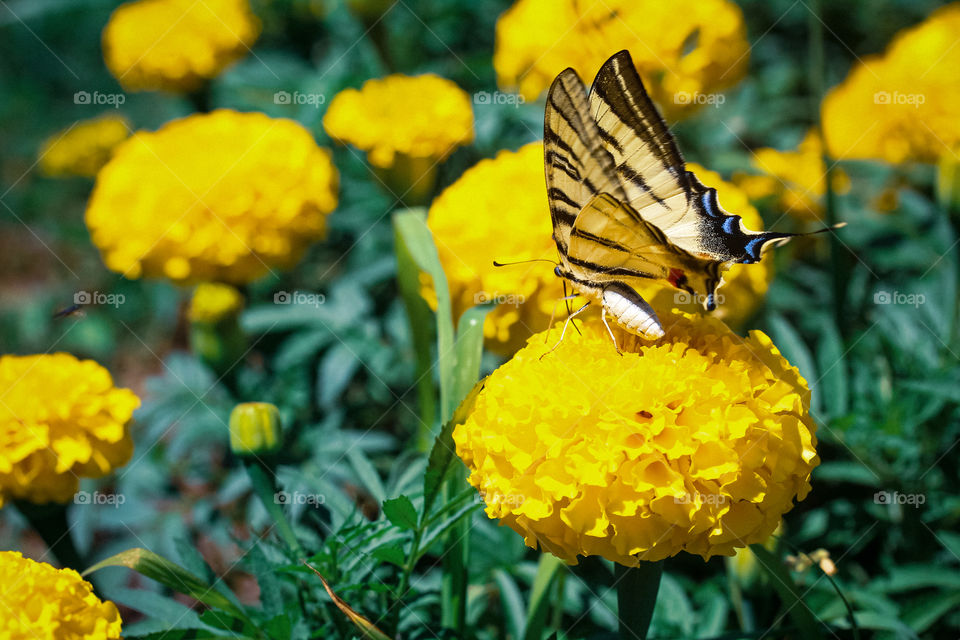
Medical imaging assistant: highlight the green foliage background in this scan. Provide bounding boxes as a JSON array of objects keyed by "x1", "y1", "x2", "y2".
[{"x1": 1, "y1": 0, "x2": 959, "y2": 638}]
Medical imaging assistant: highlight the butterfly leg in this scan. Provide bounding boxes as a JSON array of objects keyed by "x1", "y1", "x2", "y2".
[
  {"x1": 541, "y1": 301, "x2": 590, "y2": 359},
  {"x1": 544, "y1": 292, "x2": 582, "y2": 344},
  {"x1": 601, "y1": 307, "x2": 623, "y2": 356}
]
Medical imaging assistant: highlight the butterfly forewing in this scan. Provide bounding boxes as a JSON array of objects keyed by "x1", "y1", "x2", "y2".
[
  {"x1": 544, "y1": 68, "x2": 625, "y2": 255},
  {"x1": 588, "y1": 50, "x2": 794, "y2": 264}
]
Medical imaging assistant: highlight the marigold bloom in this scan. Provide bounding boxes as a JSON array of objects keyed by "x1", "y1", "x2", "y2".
[
  {"x1": 0, "y1": 354, "x2": 139, "y2": 507},
  {"x1": 189, "y1": 283, "x2": 244, "y2": 324},
  {"x1": 102, "y1": 0, "x2": 261, "y2": 92},
  {"x1": 0, "y1": 551, "x2": 122, "y2": 638},
  {"x1": 427, "y1": 148, "x2": 771, "y2": 353},
  {"x1": 494, "y1": 0, "x2": 749, "y2": 119},
  {"x1": 323, "y1": 74, "x2": 474, "y2": 169},
  {"x1": 39, "y1": 115, "x2": 130, "y2": 178},
  {"x1": 86, "y1": 110, "x2": 339, "y2": 284},
  {"x1": 455, "y1": 311, "x2": 818, "y2": 564},
  {"x1": 822, "y1": 4, "x2": 960, "y2": 163}
]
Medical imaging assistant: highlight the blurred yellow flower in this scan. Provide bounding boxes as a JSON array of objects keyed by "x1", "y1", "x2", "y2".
[
  {"x1": 39, "y1": 115, "x2": 130, "y2": 178},
  {"x1": 822, "y1": 3, "x2": 960, "y2": 163},
  {"x1": 428, "y1": 147, "x2": 773, "y2": 354},
  {"x1": 494, "y1": 0, "x2": 749, "y2": 119},
  {"x1": 102, "y1": 0, "x2": 261, "y2": 92},
  {"x1": 0, "y1": 354, "x2": 139, "y2": 507},
  {"x1": 229, "y1": 402, "x2": 282, "y2": 455},
  {"x1": 189, "y1": 282, "x2": 245, "y2": 324},
  {"x1": 426, "y1": 143, "x2": 557, "y2": 354},
  {"x1": 745, "y1": 130, "x2": 851, "y2": 222},
  {"x1": 323, "y1": 73, "x2": 474, "y2": 169},
  {"x1": 633, "y1": 163, "x2": 773, "y2": 328},
  {"x1": 0, "y1": 551, "x2": 122, "y2": 638},
  {"x1": 455, "y1": 311, "x2": 818, "y2": 564},
  {"x1": 86, "y1": 110, "x2": 339, "y2": 284}
]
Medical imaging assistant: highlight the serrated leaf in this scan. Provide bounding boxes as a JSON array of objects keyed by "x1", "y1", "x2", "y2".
[
  {"x1": 382, "y1": 495, "x2": 418, "y2": 531},
  {"x1": 371, "y1": 544, "x2": 407, "y2": 567}
]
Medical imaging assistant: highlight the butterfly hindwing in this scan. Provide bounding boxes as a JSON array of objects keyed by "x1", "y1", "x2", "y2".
[{"x1": 567, "y1": 193, "x2": 726, "y2": 309}]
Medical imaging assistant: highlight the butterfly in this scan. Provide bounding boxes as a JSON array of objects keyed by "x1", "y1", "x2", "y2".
[{"x1": 544, "y1": 50, "x2": 837, "y2": 348}]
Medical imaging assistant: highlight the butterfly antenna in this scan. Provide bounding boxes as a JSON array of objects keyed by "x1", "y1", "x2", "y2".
[{"x1": 493, "y1": 258, "x2": 559, "y2": 267}]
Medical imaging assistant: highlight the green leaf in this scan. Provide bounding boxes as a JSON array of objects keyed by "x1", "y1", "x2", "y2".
[
  {"x1": 382, "y1": 495, "x2": 418, "y2": 531},
  {"x1": 318, "y1": 343, "x2": 361, "y2": 408},
  {"x1": 494, "y1": 569, "x2": 527, "y2": 640},
  {"x1": 371, "y1": 544, "x2": 407, "y2": 567},
  {"x1": 523, "y1": 553, "x2": 565, "y2": 640},
  {"x1": 394, "y1": 208, "x2": 438, "y2": 451},
  {"x1": 901, "y1": 590, "x2": 960, "y2": 633},
  {"x1": 347, "y1": 448, "x2": 387, "y2": 505},
  {"x1": 814, "y1": 315, "x2": 848, "y2": 418},
  {"x1": 393, "y1": 209, "x2": 455, "y2": 421},
  {"x1": 452, "y1": 304, "x2": 493, "y2": 410},
  {"x1": 750, "y1": 545, "x2": 824, "y2": 639},
  {"x1": 422, "y1": 379, "x2": 484, "y2": 520},
  {"x1": 84, "y1": 548, "x2": 246, "y2": 620}
]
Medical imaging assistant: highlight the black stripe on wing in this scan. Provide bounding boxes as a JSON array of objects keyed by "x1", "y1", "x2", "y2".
[
  {"x1": 591, "y1": 50, "x2": 691, "y2": 197},
  {"x1": 544, "y1": 67, "x2": 622, "y2": 253}
]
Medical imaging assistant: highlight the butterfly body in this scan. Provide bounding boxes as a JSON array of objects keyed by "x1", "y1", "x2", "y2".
[{"x1": 544, "y1": 50, "x2": 809, "y2": 341}]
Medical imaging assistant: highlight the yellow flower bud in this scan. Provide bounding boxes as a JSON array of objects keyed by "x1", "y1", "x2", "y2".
[{"x1": 229, "y1": 402, "x2": 282, "y2": 456}]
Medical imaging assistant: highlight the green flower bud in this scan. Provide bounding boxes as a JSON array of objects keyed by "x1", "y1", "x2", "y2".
[{"x1": 229, "y1": 402, "x2": 282, "y2": 456}]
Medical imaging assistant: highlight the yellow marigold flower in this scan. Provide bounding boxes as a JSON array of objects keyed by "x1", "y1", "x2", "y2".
[
  {"x1": 0, "y1": 551, "x2": 122, "y2": 638},
  {"x1": 189, "y1": 283, "x2": 245, "y2": 324},
  {"x1": 822, "y1": 3, "x2": 960, "y2": 163},
  {"x1": 427, "y1": 149, "x2": 771, "y2": 353},
  {"x1": 86, "y1": 110, "x2": 339, "y2": 284},
  {"x1": 323, "y1": 74, "x2": 474, "y2": 169},
  {"x1": 39, "y1": 115, "x2": 131, "y2": 178},
  {"x1": 494, "y1": 0, "x2": 749, "y2": 119},
  {"x1": 744, "y1": 130, "x2": 850, "y2": 222},
  {"x1": 102, "y1": 0, "x2": 261, "y2": 92},
  {"x1": 0, "y1": 354, "x2": 139, "y2": 507},
  {"x1": 426, "y1": 143, "x2": 557, "y2": 354},
  {"x1": 455, "y1": 311, "x2": 818, "y2": 564},
  {"x1": 631, "y1": 163, "x2": 773, "y2": 329}
]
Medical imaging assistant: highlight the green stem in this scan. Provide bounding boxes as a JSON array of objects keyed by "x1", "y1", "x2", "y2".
[
  {"x1": 15, "y1": 500, "x2": 86, "y2": 572},
  {"x1": 808, "y1": 0, "x2": 846, "y2": 329},
  {"x1": 245, "y1": 460, "x2": 304, "y2": 559},
  {"x1": 615, "y1": 561, "x2": 663, "y2": 640},
  {"x1": 440, "y1": 465, "x2": 469, "y2": 635}
]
